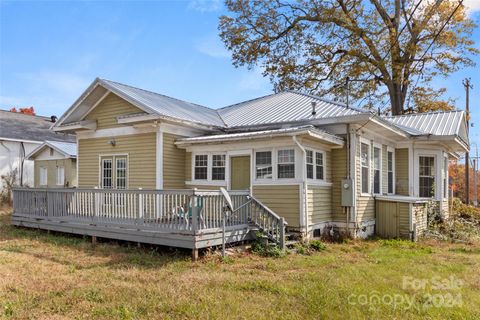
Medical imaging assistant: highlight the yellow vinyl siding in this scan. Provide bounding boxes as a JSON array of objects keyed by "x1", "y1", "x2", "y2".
[
  {"x1": 396, "y1": 148, "x2": 409, "y2": 196},
  {"x1": 253, "y1": 185, "x2": 300, "y2": 227},
  {"x1": 398, "y1": 202, "x2": 410, "y2": 238},
  {"x1": 185, "y1": 152, "x2": 192, "y2": 181},
  {"x1": 163, "y1": 133, "x2": 186, "y2": 189},
  {"x1": 331, "y1": 146, "x2": 347, "y2": 222},
  {"x1": 34, "y1": 159, "x2": 76, "y2": 188},
  {"x1": 307, "y1": 185, "x2": 332, "y2": 225},
  {"x1": 84, "y1": 92, "x2": 146, "y2": 130},
  {"x1": 78, "y1": 133, "x2": 156, "y2": 189}
]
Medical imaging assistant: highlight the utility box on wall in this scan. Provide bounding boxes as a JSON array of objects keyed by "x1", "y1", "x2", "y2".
[{"x1": 341, "y1": 179, "x2": 354, "y2": 207}]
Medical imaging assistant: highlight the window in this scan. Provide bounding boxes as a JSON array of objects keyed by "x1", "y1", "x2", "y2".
[
  {"x1": 316, "y1": 152, "x2": 324, "y2": 180},
  {"x1": 116, "y1": 158, "x2": 127, "y2": 189},
  {"x1": 40, "y1": 167, "x2": 47, "y2": 186},
  {"x1": 102, "y1": 159, "x2": 113, "y2": 188},
  {"x1": 212, "y1": 154, "x2": 226, "y2": 180},
  {"x1": 194, "y1": 155, "x2": 208, "y2": 180},
  {"x1": 277, "y1": 149, "x2": 295, "y2": 179},
  {"x1": 387, "y1": 150, "x2": 394, "y2": 194},
  {"x1": 361, "y1": 142, "x2": 370, "y2": 193},
  {"x1": 419, "y1": 156, "x2": 435, "y2": 197},
  {"x1": 443, "y1": 157, "x2": 448, "y2": 198},
  {"x1": 306, "y1": 150, "x2": 314, "y2": 179},
  {"x1": 373, "y1": 146, "x2": 381, "y2": 194},
  {"x1": 256, "y1": 151, "x2": 272, "y2": 179},
  {"x1": 56, "y1": 166, "x2": 65, "y2": 186}
]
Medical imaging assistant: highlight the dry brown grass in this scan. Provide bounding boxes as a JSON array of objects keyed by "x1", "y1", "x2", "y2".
[{"x1": 1, "y1": 208, "x2": 480, "y2": 320}]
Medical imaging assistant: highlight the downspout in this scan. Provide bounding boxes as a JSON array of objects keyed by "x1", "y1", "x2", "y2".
[
  {"x1": 293, "y1": 135, "x2": 308, "y2": 237},
  {"x1": 346, "y1": 125, "x2": 350, "y2": 236},
  {"x1": 19, "y1": 142, "x2": 25, "y2": 187}
]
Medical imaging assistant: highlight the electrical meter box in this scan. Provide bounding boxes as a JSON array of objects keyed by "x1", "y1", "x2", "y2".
[{"x1": 341, "y1": 179, "x2": 354, "y2": 207}]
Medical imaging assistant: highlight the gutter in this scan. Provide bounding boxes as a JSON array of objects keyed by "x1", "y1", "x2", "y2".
[{"x1": 292, "y1": 135, "x2": 309, "y2": 236}]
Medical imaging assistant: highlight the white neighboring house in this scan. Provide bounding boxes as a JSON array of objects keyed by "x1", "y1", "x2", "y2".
[{"x1": 0, "y1": 110, "x2": 74, "y2": 191}]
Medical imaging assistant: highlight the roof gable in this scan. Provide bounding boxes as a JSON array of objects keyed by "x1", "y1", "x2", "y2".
[{"x1": 27, "y1": 140, "x2": 77, "y2": 160}]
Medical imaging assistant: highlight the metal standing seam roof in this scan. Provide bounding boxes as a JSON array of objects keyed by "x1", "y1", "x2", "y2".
[
  {"x1": 217, "y1": 90, "x2": 366, "y2": 128},
  {"x1": 175, "y1": 125, "x2": 344, "y2": 146},
  {"x1": 27, "y1": 140, "x2": 77, "y2": 160},
  {"x1": 99, "y1": 79, "x2": 226, "y2": 127},
  {"x1": 383, "y1": 110, "x2": 467, "y2": 141}
]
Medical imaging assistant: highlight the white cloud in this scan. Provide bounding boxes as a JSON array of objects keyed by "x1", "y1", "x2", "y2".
[
  {"x1": 195, "y1": 35, "x2": 230, "y2": 58},
  {"x1": 188, "y1": 0, "x2": 222, "y2": 12},
  {"x1": 464, "y1": 0, "x2": 480, "y2": 13}
]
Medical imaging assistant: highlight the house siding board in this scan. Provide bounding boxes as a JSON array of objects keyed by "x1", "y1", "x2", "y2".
[
  {"x1": 84, "y1": 93, "x2": 146, "y2": 130},
  {"x1": 307, "y1": 185, "x2": 332, "y2": 225},
  {"x1": 253, "y1": 185, "x2": 300, "y2": 227},
  {"x1": 398, "y1": 202, "x2": 410, "y2": 238},
  {"x1": 163, "y1": 133, "x2": 186, "y2": 189},
  {"x1": 34, "y1": 158, "x2": 76, "y2": 188},
  {"x1": 78, "y1": 133, "x2": 156, "y2": 189},
  {"x1": 331, "y1": 146, "x2": 347, "y2": 222},
  {"x1": 185, "y1": 152, "x2": 192, "y2": 181},
  {"x1": 396, "y1": 148, "x2": 409, "y2": 196}
]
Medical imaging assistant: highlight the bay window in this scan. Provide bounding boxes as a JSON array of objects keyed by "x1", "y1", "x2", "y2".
[
  {"x1": 419, "y1": 156, "x2": 435, "y2": 198},
  {"x1": 361, "y1": 142, "x2": 370, "y2": 193},
  {"x1": 256, "y1": 151, "x2": 272, "y2": 179},
  {"x1": 277, "y1": 149, "x2": 295, "y2": 179}
]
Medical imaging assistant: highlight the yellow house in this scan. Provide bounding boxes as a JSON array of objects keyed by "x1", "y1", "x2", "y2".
[
  {"x1": 12, "y1": 78, "x2": 469, "y2": 254},
  {"x1": 27, "y1": 141, "x2": 77, "y2": 188}
]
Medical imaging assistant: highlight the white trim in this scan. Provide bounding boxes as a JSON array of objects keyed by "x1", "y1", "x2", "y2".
[
  {"x1": 156, "y1": 128, "x2": 163, "y2": 189},
  {"x1": 0, "y1": 137, "x2": 43, "y2": 144},
  {"x1": 305, "y1": 148, "x2": 327, "y2": 182},
  {"x1": 191, "y1": 152, "x2": 227, "y2": 183},
  {"x1": 413, "y1": 148, "x2": 443, "y2": 200},
  {"x1": 359, "y1": 137, "x2": 371, "y2": 196},
  {"x1": 98, "y1": 153, "x2": 129, "y2": 189},
  {"x1": 76, "y1": 125, "x2": 157, "y2": 139}
]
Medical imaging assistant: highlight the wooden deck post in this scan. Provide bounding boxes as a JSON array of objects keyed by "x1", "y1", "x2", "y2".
[
  {"x1": 192, "y1": 248, "x2": 199, "y2": 261},
  {"x1": 279, "y1": 217, "x2": 286, "y2": 250},
  {"x1": 92, "y1": 236, "x2": 97, "y2": 246}
]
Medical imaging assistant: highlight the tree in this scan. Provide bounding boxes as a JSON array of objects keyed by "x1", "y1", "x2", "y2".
[
  {"x1": 10, "y1": 107, "x2": 35, "y2": 115},
  {"x1": 219, "y1": 0, "x2": 478, "y2": 115}
]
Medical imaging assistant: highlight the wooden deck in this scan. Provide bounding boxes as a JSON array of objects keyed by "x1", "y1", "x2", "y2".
[{"x1": 12, "y1": 188, "x2": 286, "y2": 254}]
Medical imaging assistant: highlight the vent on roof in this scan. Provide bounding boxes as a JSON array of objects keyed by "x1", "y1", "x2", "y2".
[
  {"x1": 311, "y1": 101, "x2": 317, "y2": 116},
  {"x1": 50, "y1": 115, "x2": 57, "y2": 123}
]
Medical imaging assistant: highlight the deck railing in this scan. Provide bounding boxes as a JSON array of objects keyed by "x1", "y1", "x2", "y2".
[{"x1": 12, "y1": 188, "x2": 286, "y2": 247}]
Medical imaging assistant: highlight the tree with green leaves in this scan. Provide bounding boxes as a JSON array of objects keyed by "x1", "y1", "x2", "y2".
[{"x1": 219, "y1": 0, "x2": 478, "y2": 115}]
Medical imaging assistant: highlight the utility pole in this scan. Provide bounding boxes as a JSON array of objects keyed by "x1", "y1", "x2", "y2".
[
  {"x1": 474, "y1": 158, "x2": 478, "y2": 207},
  {"x1": 463, "y1": 78, "x2": 472, "y2": 205}
]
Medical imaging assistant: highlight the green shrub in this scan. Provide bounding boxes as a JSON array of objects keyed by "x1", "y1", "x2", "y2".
[
  {"x1": 309, "y1": 239, "x2": 327, "y2": 251},
  {"x1": 251, "y1": 239, "x2": 286, "y2": 258}
]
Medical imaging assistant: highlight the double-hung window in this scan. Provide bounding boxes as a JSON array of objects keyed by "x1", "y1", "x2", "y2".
[
  {"x1": 361, "y1": 142, "x2": 370, "y2": 194},
  {"x1": 40, "y1": 167, "x2": 48, "y2": 186},
  {"x1": 373, "y1": 146, "x2": 381, "y2": 194},
  {"x1": 306, "y1": 150, "x2": 325, "y2": 181},
  {"x1": 116, "y1": 158, "x2": 127, "y2": 189},
  {"x1": 56, "y1": 166, "x2": 65, "y2": 186},
  {"x1": 212, "y1": 155, "x2": 226, "y2": 180},
  {"x1": 419, "y1": 156, "x2": 435, "y2": 198},
  {"x1": 277, "y1": 149, "x2": 295, "y2": 179},
  {"x1": 194, "y1": 155, "x2": 208, "y2": 180},
  {"x1": 387, "y1": 150, "x2": 394, "y2": 194},
  {"x1": 256, "y1": 151, "x2": 272, "y2": 179}
]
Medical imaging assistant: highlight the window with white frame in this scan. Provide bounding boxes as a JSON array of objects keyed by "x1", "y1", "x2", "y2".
[
  {"x1": 373, "y1": 146, "x2": 381, "y2": 194},
  {"x1": 419, "y1": 156, "x2": 435, "y2": 198},
  {"x1": 306, "y1": 150, "x2": 325, "y2": 181},
  {"x1": 101, "y1": 159, "x2": 113, "y2": 188},
  {"x1": 194, "y1": 155, "x2": 208, "y2": 180},
  {"x1": 387, "y1": 150, "x2": 394, "y2": 194},
  {"x1": 212, "y1": 154, "x2": 226, "y2": 180},
  {"x1": 256, "y1": 151, "x2": 272, "y2": 179},
  {"x1": 56, "y1": 166, "x2": 65, "y2": 186},
  {"x1": 277, "y1": 149, "x2": 295, "y2": 179},
  {"x1": 116, "y1": 158, "x2": 127, "y2": 189},
  {"x1": 306, "y1": 150, "x2": 314, "y2": 179},
  {"x1": 361, "y1": 142, "x2": 370, "y2": 193},
  {"x1": 40, "y1": 167, "x2": 48, "y2": 186},
  {"x1": 443, "y1": 156, "x2": 448, "y2": 198}
]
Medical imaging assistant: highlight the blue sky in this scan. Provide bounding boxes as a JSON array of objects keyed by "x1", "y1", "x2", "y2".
[{"x1": 0, "y1": 0, "x2": 479, "y2": 148}]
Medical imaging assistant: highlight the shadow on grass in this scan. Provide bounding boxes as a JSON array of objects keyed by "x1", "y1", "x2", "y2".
[{"x1": 0, "y1": 212, "x2": 193, "y2": 270}]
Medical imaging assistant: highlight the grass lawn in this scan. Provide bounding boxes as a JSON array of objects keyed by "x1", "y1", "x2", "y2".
[{"x1": 1, "y1": 208, "x2": 479, "y2": 320}]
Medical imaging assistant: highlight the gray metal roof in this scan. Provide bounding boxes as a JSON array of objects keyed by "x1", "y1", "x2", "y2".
[
  {"x1": 384, "y1": 110, "x2": 468, "y2": 142},
  {"x1": 0, "y1": 110, "x2": 75, "y2": 143},
  {"x1": 27, "y1": 140, "x2": 77, "y2": 160},
  {"x1": 218, "y1": 91, "x2": 366, "y2": 128},
  {"x1": 99, "y1": 79, "x2": 225, "y2": 127},
  {"x1": 176, "y1": 125, "x2": 344, "y2": 146}
]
